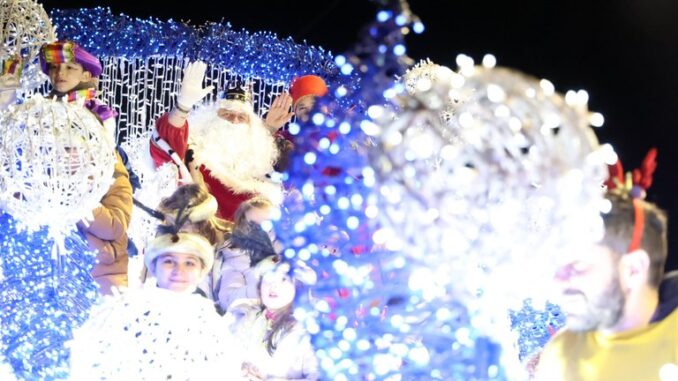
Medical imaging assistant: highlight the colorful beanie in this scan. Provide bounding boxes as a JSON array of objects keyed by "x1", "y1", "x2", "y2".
[{"x1": 39, "y1": 40, "x2": 102, "y2": 77}]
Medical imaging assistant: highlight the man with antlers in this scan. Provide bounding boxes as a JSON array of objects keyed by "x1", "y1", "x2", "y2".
[{"x1": 535, "y1": 149, "x2": 678, "y2": 381}]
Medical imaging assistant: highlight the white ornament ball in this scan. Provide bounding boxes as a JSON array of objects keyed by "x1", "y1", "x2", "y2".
[
  {"x1": 0, "y1": 0, "x2": 55, "y2": 91},
  {"x1": 0, "y1": 0, "x2": 55, "y2": 60},
  {"x1": 0, "y1": 97, "x2": 116, "y2": 232},
  {"x1": 69, "y1": 287, "x2": 242, "y2": 380},
  {"x1": 372, "y1": 62, "x2": 609, "y2": 323}
]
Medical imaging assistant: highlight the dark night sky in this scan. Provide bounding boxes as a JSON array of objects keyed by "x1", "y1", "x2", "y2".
[{"x1": 40, "y1": 0, "x2": 678, "y2": 270}]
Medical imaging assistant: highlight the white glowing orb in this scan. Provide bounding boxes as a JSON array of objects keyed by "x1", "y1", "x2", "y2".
[
  {"x1": 659, "y1": 363, "x2": 678, "y2": 381},
  {"x1": 369, "y1": 61, "x2": 609, "y2": 377},
  {"x1": 0, "y1": 97, "x2": 116, "y2": 233}
]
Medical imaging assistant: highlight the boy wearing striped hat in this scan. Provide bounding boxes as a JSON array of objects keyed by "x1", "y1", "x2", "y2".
[{"x1": 39, "y1": 40, "x2": 134, "y2": 295}]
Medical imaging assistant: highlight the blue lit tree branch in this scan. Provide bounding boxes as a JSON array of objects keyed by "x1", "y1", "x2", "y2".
[{"x1": 271, "y1": 3, "x2": 506, "y2": 379}]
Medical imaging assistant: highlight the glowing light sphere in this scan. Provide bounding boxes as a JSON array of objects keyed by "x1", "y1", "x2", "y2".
[
  {"x1": 68, "y1": 287, "x2": 242, "y2": 380},
  {"x1": 0, "y1": 0, "x2": 55, "y2": 91},
  {"x1": 370, "y1": 61, "x2": 609, "y2": 376},
  {"x1": 0, "y1": 97, "x2": 116, "y2": 235},
  {"x1": 0, "y1": 0, "x2": 54, "y2": 61}
]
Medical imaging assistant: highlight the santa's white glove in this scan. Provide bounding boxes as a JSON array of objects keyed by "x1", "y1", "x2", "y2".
[{"x1": 176, "y1": 61, "x2": 214, "y2": 111}]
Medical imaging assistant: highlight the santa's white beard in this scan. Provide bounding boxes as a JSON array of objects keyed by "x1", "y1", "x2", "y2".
[{"x1": 188, "y1": 107, "x2": 279, "y2": 188}]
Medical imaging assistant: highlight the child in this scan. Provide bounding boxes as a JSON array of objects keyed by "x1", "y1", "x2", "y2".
[
  {"x1": 144, "y1": 231, "x2": 214, "y2": 293},
  {"x1": 233, "y1": 196, "x2": 280, "y2": 251},
  {"x1": 229, "y1": 258, "x2": 319, "y2": 381},
  {"x1": 233, "y1": 196, "x2": 275, "y2": 228},
  {"x1": 137, "y1": 183, "x2": 233, "y2": 286},
  {"x1": 38, "y1": 40, "x2": 134, "y2": 294},
  {"x1": 212, "y1": 220, "x2": 278, "y2": 313},
  {"x1": 210, "y1": 197, "x2": 279, "y2": 313},
  {"x1": 69, "y1": 230, "x2": 244, "y2": 380},
  {"x1": 39, "y1": 40, "x2": 117, "y2": 139}
]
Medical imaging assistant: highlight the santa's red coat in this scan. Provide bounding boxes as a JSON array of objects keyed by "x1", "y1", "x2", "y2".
[{"x1": 150, "y1": 113, "x2": 252, "y2": 221}]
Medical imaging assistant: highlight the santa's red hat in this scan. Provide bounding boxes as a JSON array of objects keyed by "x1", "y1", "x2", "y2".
[{"x1": 289, "y1": 75, "x2": 328, "y2": 104}]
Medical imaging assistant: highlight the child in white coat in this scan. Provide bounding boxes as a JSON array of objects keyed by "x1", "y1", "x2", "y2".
[{"x1": 228, "y1": 258, "x2": 319, "y2": 381}]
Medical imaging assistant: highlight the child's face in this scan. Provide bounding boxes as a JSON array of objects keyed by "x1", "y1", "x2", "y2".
[
  {"x1": 47, "y1": 62, "x2": 92, "y2": 93},
  {"x1": 293, "y1": 96, "x2": 317, "y2": 123},
  {"x1": 154, "y1": 253, "x2": 204, "y2": 293},
  {"x1": 260, "y1": 269, "x2": 296, "y2": 311}
]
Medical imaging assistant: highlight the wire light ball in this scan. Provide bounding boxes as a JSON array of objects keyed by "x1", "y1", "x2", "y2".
[
  {"x1": 0, "y1": 0, "x2": 55, "y2": 91},
  {"x1": 0, "y1": 0, "x2": 54, "y2": 59},
  {"x1": 369, "y1": 61, "x2": 612, "y2": 372},
  {"x1": 0, "y1": 97, "x2": 116, "y2": 234}
]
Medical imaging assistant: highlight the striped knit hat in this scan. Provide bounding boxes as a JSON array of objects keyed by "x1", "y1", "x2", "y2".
[{"x1": 39, "y1": 40, "x2": 102, "y2": 77}]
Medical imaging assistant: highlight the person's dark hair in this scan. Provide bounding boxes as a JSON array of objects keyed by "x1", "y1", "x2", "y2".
[
  {"x1": 229, "y1": 221, "x2": 277, "y2": 267},
  {"x1": 158, "y1": 184, "x2": 233, "y2": 245},
  {"x1": 263, "y1": 304, "x2": 296, "y2": 356},
  {"x1": 273, "y1": 137, "x2": 294, "y2": 172},
  {"x1": 602, "y1": 192, "x2": 668, "y2": 288}
]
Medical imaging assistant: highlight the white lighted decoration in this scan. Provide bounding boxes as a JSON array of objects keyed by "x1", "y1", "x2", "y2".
[
  {"x1": 0, "y1": 0, "x2": 55, "y2": 91},
  {"x1": 0, "y1": 97, "x2": 115, "y2": 235},
  {"x1": 369, "y1": 58, "x2": 614, "y2": 377},
  {"x1": 121, "y1": 133, "x2": 178, "y2": 263}
]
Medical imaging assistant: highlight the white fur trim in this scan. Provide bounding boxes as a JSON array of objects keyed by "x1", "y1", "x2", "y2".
[
  {"x1": 145, "y1": 233, "x2": 215, "y2": 279},
  {"x1": 187, "y1": 103, "x2": 284, "y2": 205},
  {"x1": 188, "y1": 194, "x2": 218, "y2": 222}
]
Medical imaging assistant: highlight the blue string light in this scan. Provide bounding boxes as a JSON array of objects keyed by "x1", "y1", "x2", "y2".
[
  {"x1": 49, "y1": 7, "x2": 354, "y2": 86},
  {"x1": 0, "y1": 213, "x2": 99, "y2": 380},
  {"x1": 510, "y1": 300, "x2": 565, "y2": 361},
  {"x1": 274, "y1": 4, "x2": 506, "y2": 379}
]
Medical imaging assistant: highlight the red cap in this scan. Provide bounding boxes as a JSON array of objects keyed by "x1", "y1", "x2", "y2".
[{"x1": 289, "y1": 75, "x2": 328, "y2": 104}]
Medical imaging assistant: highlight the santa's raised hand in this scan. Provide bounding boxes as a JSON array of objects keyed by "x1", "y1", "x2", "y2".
[
  {"x1": 177, "y1": 61, "x2": 214, "y2": 112},
  {"x1": 170, "y1": 61, "x2": 214, "y2": 126}
]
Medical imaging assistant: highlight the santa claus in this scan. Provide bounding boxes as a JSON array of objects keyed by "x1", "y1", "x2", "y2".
[{"x1": 149, "y1": 61, "x2": 294, "y2": 220}]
